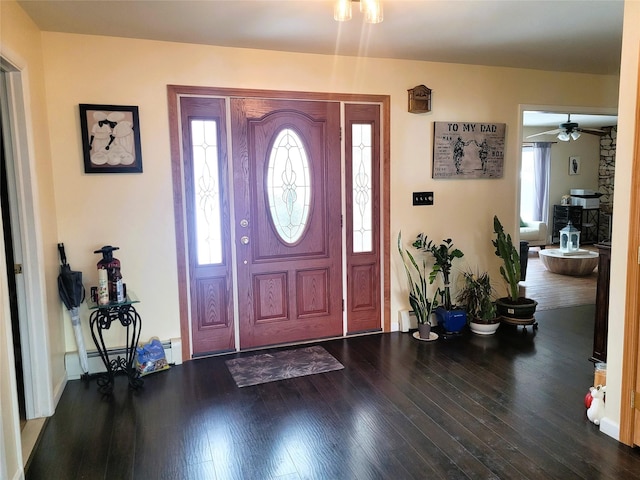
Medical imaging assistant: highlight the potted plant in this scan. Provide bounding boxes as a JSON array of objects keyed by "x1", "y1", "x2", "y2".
[
  {"x1": 412, "y1": 234, "x2": 467, "y2": 333},
  {"x1": 456, "y1": 270, "x2": 500, "y2": 335},
  {"x1": 492, "y1": 215, "x2": 538, "y2": 324},
  {"x1": 398, "y1": 233, "x2": 439, "y2": 339}
]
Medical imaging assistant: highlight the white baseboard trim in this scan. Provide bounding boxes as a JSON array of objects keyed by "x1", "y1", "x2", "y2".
[
  {"x1": 399, "y1": 309, "x2": 437, "y2": 332},
  {"x1": 64, "y1": 337, "x2": 182, "y2": 380},
  {"x1": 599, "y1": 417, "x2": 620, "y2": 441}
]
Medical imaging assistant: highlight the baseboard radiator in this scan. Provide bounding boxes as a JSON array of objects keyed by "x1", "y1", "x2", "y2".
[{"x1": 64, "y1": 338, "x2": 182, "y2": 380}]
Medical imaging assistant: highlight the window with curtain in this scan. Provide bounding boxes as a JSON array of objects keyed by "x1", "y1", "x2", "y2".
[{"x1": 520, "y1": 142, "x2": 551, "y2": 223}]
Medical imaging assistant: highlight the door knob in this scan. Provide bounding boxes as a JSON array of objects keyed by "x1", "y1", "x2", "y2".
[{"x1": 240, "y1": 236, "x2": 250, "y2": 245}]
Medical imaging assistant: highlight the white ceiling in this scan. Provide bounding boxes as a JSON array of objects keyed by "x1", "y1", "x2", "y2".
[
  {"x1": 15, "y1": 0, "x2": 622, "y2": 128},
  {"x1": 16, "y1": 0, "x2": 624, "y2": 76},
  {"x1": 522, "y1": 112, "x2": 618, "y2": 129}
]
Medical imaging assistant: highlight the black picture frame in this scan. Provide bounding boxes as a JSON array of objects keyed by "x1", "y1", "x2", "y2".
[{"x1": 79, "y1": 104, "x2": 143, "y2": 173}]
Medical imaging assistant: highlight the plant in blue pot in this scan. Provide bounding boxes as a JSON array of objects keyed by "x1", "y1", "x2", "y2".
[{"x1": 412, "y1": 234, "x2": 467, "y2": 334}]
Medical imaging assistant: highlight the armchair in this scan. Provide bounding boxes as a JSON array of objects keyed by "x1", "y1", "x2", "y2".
[{"x1": 520, "y1": 220, "x2": 547, "y2": 248}]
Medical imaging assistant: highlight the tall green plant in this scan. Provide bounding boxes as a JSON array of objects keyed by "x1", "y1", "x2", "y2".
[
  {"x1": 492, "y1": 215, "x2": 521, "y2": 301},
  {"x1": 412, "y1": 234, "x2": 464, "y2": 310},
  {"x1": 398, "y1": 232, "x2": 439, "y2": 325}
]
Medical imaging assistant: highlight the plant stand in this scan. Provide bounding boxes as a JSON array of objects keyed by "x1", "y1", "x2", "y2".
[
  {"x1": 500, "y1": 315, "x2": 538, "y2": 333},
  {"x1": 89, "y1": 293, "x2": 143, "y2": 395}
]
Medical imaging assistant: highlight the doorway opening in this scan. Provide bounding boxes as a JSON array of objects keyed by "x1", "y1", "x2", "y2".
[{"x1": 519, "y1": 105, "x2": 617, "y2": 310}]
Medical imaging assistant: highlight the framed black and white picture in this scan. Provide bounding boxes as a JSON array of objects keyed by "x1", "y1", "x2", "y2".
[
  {"x1": 569, "y1": 156, "x2": 581, "y2": 175},
  {"x1": 79, "y1": 104, "x2": 143, "y2": 173},
  {"x1": 432, "y1": 122, "x2": 505, "y2": 179}
]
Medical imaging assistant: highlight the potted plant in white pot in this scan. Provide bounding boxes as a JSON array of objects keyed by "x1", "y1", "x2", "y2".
[
  {"x1": 398, "y1": 233, "x2": 439, "y2": 339},
  {"x1": 412, "y1": 234, "x2": 467, "y2": 334},
  {"x1": 456, "y1": 270, "x2": 500, "y2": 335},
  {"x1": 492, "y1": 215, "x2": 538, "y2": 325}
]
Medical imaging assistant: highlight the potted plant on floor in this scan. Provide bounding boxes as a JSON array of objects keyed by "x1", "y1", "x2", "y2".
[
  {"x1": 492, "y1": 215, "x2": 538, "y2": 324},
  {"x1": 398, "y1": 233, "x2": 440, "y2": 339},
  {"x1": 412, "y1": 234, "x2": 467, "y2": 334},
  {"x1": 456, "y1": 270, "x2": 500, "y2": 335}
]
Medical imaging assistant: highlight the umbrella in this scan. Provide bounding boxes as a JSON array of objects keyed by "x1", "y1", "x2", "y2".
[{"x1": 57, "y1": 243, "x2": 89, "y2": 377}]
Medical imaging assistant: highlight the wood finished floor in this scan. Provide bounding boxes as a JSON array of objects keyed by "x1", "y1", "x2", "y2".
[
  {"x1": 523, "y1": 247, "x2": 597, "y2": 311},
  {"x1": 26, "y1": 305, "x2": 640, "y2": 480}
]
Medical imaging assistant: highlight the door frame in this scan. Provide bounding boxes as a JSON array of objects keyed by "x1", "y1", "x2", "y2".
[
  {"x1": 168, "y1": 85, "x2": 390, "y2": 361},
  {"x1": 619, "y1": 70, "x2": 640, "y2": 446},
  {"x1": 1, "y1": 57, "x2": 54, "y2": 420}
]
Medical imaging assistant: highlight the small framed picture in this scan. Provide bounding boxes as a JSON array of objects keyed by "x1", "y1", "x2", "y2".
[
  {"x1": 569, "y1": 156, "x2": 581, "y2": 175},
  {"x1": 79, "y1": 104, "x2": 143, "y2": 173}
]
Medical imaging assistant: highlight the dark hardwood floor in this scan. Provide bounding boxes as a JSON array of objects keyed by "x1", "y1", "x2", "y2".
[{"x1": 26, "y1": 305, "x2": 640, "y2": 479}]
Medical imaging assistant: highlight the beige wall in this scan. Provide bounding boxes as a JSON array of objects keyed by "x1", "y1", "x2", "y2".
[
  {"x1": 0, "y1": 0, "x2": 61, "y2": 477},
  {"x1": 40, "y1": 33, "x2": 620, "y2": 351},
  {"x1": 602, "y1": 0, "x2": 640, "y2": 440}
]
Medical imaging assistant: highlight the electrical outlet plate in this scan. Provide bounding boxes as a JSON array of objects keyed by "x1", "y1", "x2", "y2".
[{"x1": 413, "y1": 191, "x2": 434, "y2": 206}]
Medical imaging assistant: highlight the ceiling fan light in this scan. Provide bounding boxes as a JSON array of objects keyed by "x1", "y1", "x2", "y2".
[
  {"x1": 571, "y1": 131, "x2": 581, "y2": 140},
  {"x1": 558, "y1": 132, "x2": 570, "y2": 141},
  {"x1": 334, "y1": 0, "x2": 352, "y2": 21}
]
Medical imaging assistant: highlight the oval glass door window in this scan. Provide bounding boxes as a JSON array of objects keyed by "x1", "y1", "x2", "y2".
[{"x1": 266, "y1": 128, "x2": 311, "y2": 244}]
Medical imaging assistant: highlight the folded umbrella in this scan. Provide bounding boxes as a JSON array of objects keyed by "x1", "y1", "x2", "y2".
[{"x1": 57, "y1": 243, "x2": 88, "y2": 376}]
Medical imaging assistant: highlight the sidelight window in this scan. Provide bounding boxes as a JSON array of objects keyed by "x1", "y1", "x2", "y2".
[
  {"x1": 191, "y1": 119, "x2": 223, "y2": 265},
  {"x1": 352, "y1": 124, "x2": 373, "y2": 253}
]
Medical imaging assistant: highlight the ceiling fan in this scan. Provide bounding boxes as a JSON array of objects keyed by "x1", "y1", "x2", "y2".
[{"x1": 526, "y1": 114, "x2": 606, "y2": 141}]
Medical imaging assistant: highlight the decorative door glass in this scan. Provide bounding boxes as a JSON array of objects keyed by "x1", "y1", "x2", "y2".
[
  {"x1": 352, "y1": 124, "x2": 373, "y2": 253},
  {"x1": 266, "y1": 128, "x2": 311, "y2": 244},
  {"x1": 191, "y1": 119, "x2": 223, "y2": 265}
]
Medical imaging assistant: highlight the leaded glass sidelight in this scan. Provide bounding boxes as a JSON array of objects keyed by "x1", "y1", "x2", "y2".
[
  {"x1": 191, "y1": 119, "x2": 223, "y2": 265},
  {"x1": 352, "y1": 124, "x2": 373, "y2": 253},
  {"x1": 266, "y1": 128, "x2": 311, "y2": 244}
]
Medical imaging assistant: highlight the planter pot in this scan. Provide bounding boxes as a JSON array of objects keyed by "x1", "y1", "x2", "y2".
[
  {"x1": 434, "y1": 307, "x2": 467, "y2": 333},
  {"x1": 418, "y1": 323, "x2": 431, "y2": 339},
  {"x1": 469, "y1": 318, "x2": 500, "y2": 335},
  {"x1": 495, "y1": 297, "x2": 537, "y2": 318},
  {"x1": 495, "y1": 297, "x2": 538, "y2": 325}
]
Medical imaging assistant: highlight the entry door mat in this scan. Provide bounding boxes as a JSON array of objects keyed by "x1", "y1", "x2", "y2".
[{"x1": 225, "y1": 345, "x2": 344, "y2": 388}]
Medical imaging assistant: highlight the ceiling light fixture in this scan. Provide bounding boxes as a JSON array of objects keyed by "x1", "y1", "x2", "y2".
[{"x1": 334, "y1": 0, "x2": 383, "y2": 24}]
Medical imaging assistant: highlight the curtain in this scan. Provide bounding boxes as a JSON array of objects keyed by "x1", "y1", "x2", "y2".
[{"x1": 532, "y1": 142, "x2": 551, "y2": 224}]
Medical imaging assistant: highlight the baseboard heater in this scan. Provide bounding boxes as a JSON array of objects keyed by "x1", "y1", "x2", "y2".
[{"x1": 64, "y1": 338, "x2": 182, "y2": 380}]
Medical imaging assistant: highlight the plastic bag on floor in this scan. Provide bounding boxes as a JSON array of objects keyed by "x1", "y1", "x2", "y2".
[{"x1": 135, "y1": 337, "x2": 170, "y2": 376}]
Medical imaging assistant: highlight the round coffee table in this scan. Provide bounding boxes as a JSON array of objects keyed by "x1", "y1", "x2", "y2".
[{"x1": 538, "y1": 249, "x2": 599, "y2": 276}]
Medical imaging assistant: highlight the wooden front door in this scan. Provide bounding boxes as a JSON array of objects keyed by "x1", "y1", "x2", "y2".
[{"x1": 231, "y1": 98, "x2": 343, "y2": 349}]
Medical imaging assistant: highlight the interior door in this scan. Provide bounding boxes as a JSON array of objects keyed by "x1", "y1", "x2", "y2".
[{"x1": 231, "y1": 98, "x2": 342, "y2": 349}]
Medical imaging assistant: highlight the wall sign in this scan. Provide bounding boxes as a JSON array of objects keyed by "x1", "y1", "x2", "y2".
[{"x1": 432, "y1": 122, "x2": 505, "y2": 179}]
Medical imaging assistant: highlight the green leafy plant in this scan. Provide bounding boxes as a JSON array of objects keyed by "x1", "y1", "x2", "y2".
[
  {"x1": 456, "y1": 270, "x2": 497, "y2": 322},
  {"x1": 411, "y1": 234, "x2": 464, "y2": 310},
  {"x1": 398, "y1": 232, "x2": 439, "y2": 325},
  {"x1": 492, "y1": 215, "x2": 521, "y2": 301}
]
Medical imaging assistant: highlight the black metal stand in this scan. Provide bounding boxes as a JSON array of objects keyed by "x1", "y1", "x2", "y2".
[{"x1": 89, "y1": 302, "x2": 143, "y2": 395}]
